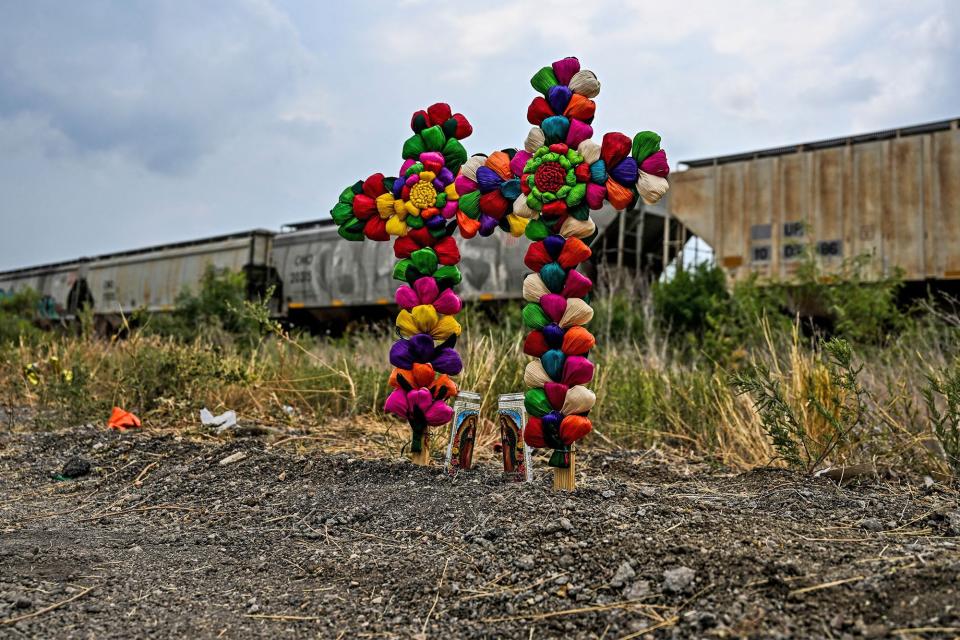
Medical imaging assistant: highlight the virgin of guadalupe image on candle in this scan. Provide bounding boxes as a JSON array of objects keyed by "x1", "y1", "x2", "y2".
[
  {"x1": 498, "y1": 393, "x2": 532, "y2": 482},
  {"x1": 445, "y1": 391, "x2": 480, "y2": 474}
]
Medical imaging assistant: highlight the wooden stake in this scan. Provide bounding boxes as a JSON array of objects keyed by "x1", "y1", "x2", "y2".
[
  {"x1": 411, "y1": 431, "x2": 430, "y2": 466},
  {"x1": 552, "y1": 450, "x2": 576, "y2": 491}
]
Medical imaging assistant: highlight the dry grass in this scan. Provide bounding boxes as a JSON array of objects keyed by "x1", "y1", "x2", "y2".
[{"x1": 0, "y1": 299, "x2": 958, "y2": 479}]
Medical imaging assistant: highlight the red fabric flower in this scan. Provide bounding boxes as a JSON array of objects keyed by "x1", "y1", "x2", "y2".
[{"x1": 524, "y1": 242, "x2": 552, "y2": 272}]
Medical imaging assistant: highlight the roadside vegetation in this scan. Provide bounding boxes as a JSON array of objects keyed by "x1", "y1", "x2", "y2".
[{"x1": 1, "y1": 259, "x2": 958, "y2": 479}]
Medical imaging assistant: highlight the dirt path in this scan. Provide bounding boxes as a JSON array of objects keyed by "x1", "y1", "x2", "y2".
[{"x1": 0, "y1": 425, "x2": 958, "y2": 639}]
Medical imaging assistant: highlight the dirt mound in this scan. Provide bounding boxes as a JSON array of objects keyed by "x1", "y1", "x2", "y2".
[{"x1": 1, "y1": 425, "x2": 958, "y2": 638}]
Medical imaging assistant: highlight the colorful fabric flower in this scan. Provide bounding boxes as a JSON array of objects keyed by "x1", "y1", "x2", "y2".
[
  {"x1": 384, "y1": 388, "x2": 455, "y2": 426},
  {"x1": 453, "y1": 151, "x2": 528, "y2": 238},
  {"x1": 510, "y1": 57, "x2": 672, "y2": 246},
  {"x1": 395, "y1": 277, "x2": 462, "y2": 315},
  {"x1": 511, "y1": 58, "x2": 639, "y2": 469},
  {"x1": 396, "y1": 305, "x2": 462, "y2": 341},
  {"x1": 631, "y1": 131, "x2": 671, "y2": 205},
  {"x1": 329, "y1": 104, "x2": 475, "y2": 456},
  {"x1": 330, "y1": 103, "x2": 472, "y2": 242},
  {"x1": 520, "y1": 141, "x2": 589, "y2": 225},
  {"x1": 389, "y1": 333, "x2": 463, "y2": 376}
]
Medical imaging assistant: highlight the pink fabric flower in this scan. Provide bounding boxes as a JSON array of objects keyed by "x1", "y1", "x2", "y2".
[
  {"x1": 384, "y1": 388, "x2": 454, "y2": 425},
  {"x1": 395, "y1": 278, "x2": 462, "y2": 315}
]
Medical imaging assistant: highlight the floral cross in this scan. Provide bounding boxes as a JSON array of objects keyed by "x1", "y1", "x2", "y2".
[{"x1": 329, "y1": 58, "x2": 670, "y2": 477}]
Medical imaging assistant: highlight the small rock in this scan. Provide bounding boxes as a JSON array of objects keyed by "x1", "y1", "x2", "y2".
[
  {"x1": 601, "y1": 490, "x2": 616, "y2": 499},
  {"x1": 923, "y1": 476, "x2": 935, "y2": 488},
  {"x1": 610, "y1": 561, "x2": 636, "y2": 588},
  {"x1": 945, "y1": 512, "x2": 960, "y2": 536},
  {"x1": 544, "y1": 518, "x2": 574, "y2": 534},
  {"x1": 219, "y1": 451, "x2": 247, "y2": 466},
  {"x1": 662, "y1": 566, "x2": 696, "y2": 594},
  {"x1": 14, "y1": 598, "x2": 31, "y2": 610},
  {"x1": 624, "y1": 580, "x2": 650, "y2": 600},
  {"x1": 861, "y1": 623, "x2": 889, "y2": 639},
  {"x1": 639, "y1": 486, "x2": 657, "y2": 498},
  {"x1": 694, "y1": 611, "x2": 717, "y2": 629},
  {"x1": 860, "y1": 518, "x2": 883, "y2": 532},
  {"x1": 61, "y1": 457, "x2": 91, "y2": 479}
]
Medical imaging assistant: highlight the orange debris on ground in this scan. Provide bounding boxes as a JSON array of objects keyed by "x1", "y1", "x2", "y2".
[{"x1": 107, "y1": 407, "x2": 142, "y2": 431}]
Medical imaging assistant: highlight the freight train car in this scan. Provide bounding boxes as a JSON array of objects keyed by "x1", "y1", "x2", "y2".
[
  {"x1": 669, "y1": 118, "x2": 960, "y2": 285},
  {"x1": 0, "y1": 230, "x2": 277, "y2": 331},
  {"x1": 0, "y1": 202, "x2": 674, "y2": 331},
  {"x1": 271, "y1": 208, "x2": 623, "y2": 324}
]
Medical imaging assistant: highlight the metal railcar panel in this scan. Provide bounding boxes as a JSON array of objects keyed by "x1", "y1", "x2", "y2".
[
  {"x1": 273, "y1": 208, "x2": 622, "y2": 314},
  {"x1": 0, "y1": 263, "x2": 81, "y2": 318},
  {"x1": 0, "y1": 231, "x2": 274, "y2": 317},
  {"x1": 85, "y1": 238, "x2": 254, "y2": 313},
  {"x1": 273, "y1": 225, "x2": 533, "y2": 312},
  {"x1": 937, "y1": 128, "x2": 960, "y2": 278},
  {"x1": 671, "y1": 119, "x2": 960, "y2": 283}
]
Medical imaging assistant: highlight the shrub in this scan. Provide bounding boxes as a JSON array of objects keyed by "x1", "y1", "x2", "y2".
[
  {"x1": 653, "y1": 263, "x2": 728, "y2": 340},
  {"x1": 0, "y1": 289, "x2": 46, "y2": 345},
  {"x1": 730, "y1": 337, "x2": 867, "y2": 473},
  {"x1": 138, "y1": 266, "x2": 264, "y2": 348},
  {"x1": 652, "y1": 264, "x2": 790, "y2": 362},
  {"x1": 923, "y1": 360, "x2": 960, "y2": 474},
  {"x1": 794, "y1": 252, "x2": 905, "y2": 344}
]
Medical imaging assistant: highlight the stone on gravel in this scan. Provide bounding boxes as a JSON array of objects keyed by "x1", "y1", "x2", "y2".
[
  {"x1": 860, "y1": 517, "x2": 883, "y2": 532},
  {"x1": 61, "y1": 457, "x2": 91, "y2": 479},
  {"x1": 610, "y1": 561, "x2": 635, "y2": 587},
  {"x1": 624, "y1": 579, "x2": 650, "y2": 600},
  {"x1": 4, "y1": 426, "x2": 959, "y2": 639},
  {"x1": 946, "y1": 512, "x2": 960, "y2": 536},
  {"x1": 218, "y1": 451, "x2": 247, "y2": 466},
  {"x1": 662, "y1": 566, "x2": 696, "y2": 594},
  {"x1": 544, "y1": 518, "x2": 574, "y2": 534}
]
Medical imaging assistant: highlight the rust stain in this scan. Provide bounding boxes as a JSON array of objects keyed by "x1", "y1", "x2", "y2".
[{"x1": 721, "y1": 256, "x2": 743, "y2": 268}]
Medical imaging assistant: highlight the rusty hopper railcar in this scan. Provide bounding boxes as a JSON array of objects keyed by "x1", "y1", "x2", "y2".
[
  {"x1": 270, "y1": 209, "x2": 622, "y2": 323},
  {"x1": 0, "y1": 230, "x2": 277, "y2": 330},
  {"x1": 669, "y1": 118, "x2": 960, "y2": 284}
]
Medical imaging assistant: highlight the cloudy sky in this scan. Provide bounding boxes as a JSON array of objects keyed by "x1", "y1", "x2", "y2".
[{"x1": 1, "y1": 0, "x2": 957, "y2": 270}]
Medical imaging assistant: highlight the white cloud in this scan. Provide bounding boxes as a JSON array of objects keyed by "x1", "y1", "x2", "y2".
[{"x1": 0, "y1": 0, "x2": 956, "y2": 269}]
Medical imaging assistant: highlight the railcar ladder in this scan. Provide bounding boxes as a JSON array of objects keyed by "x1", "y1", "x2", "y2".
[{"x1": 662, "y1": 211, "x2": 688, "y2": 272}]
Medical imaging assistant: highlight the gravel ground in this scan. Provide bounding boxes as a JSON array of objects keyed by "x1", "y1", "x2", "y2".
[{"x1": 1, "y1": 424, "x2": 959, "y2": 639}]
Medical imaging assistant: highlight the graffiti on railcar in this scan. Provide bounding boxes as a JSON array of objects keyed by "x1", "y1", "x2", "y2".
[{"x1": 0, "y1": 286, "x2": 63, "y2": 320}]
